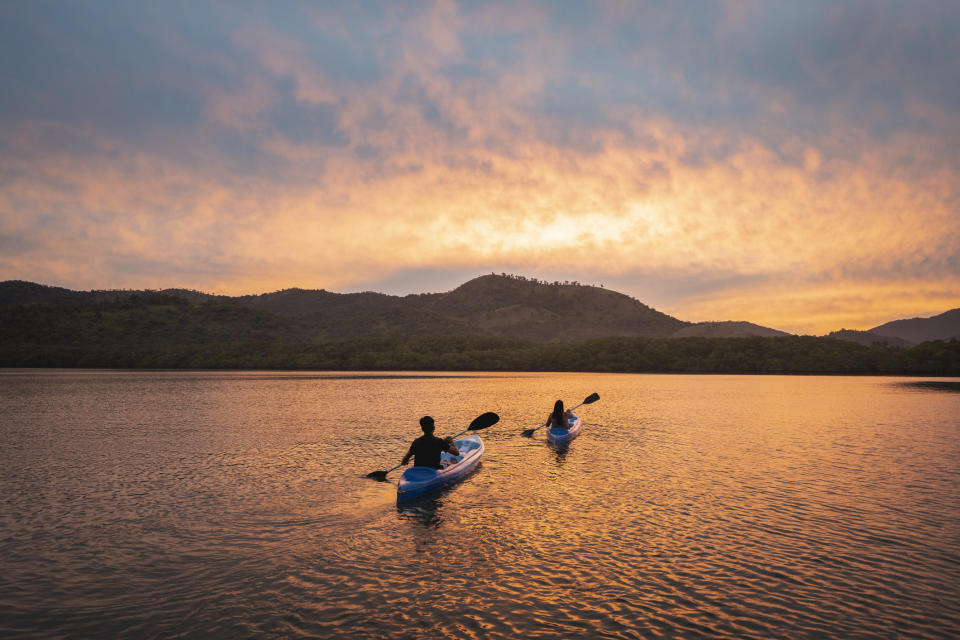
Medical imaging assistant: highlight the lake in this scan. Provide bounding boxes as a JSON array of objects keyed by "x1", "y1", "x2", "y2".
[{"x1": 1, "y1": 370, "x2": 958, "y2": 639}]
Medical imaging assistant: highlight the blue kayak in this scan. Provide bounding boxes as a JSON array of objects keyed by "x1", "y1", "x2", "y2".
[
  {"x1": 396, "y1": 434, "x2": 485, "y2": 503},
  {"x1": 545, "y1": 413, "x2": 581, "y2": 447}
]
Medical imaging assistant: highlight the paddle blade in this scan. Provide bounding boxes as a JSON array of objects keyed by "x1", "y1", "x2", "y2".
[
  {"x1": 582, "y1": 392, "x2": 600, "y2": 405},
  {"x1": 520, "y1": 427, "x2": 537, "y2": 437},
  {"x1": 365, "y1": 470, "x2": 389, "y2": 480},
  {"x1": 468, "y1": 412, "x2": 500, "y2": 431}
]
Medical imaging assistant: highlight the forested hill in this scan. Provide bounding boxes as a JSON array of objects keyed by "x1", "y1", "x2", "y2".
[
  {"x1": 870, "y1": 308, "x2": 960, "y2": 344},
  {"x1": 224, "y1": 274, "x2": 689, "y2": 341},
  {"x1": 424, "y1": 275, "x2": 687, "y2": 341},
  {"x1": 825, "y1": 329, "x2": 914, "y2": 348},
  {"x1": 1, "y1": 277, "x2": 958, "y2": 373},
  {"x1": 673, "y1": 321, "x2": 791, "y2": 338},
  {"x1": 0, "y1": 275, "x2": 689, "y2": 342}
]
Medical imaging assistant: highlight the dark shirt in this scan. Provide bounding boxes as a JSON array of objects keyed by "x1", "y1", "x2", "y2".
[{"x1": 409, "y1": 434, "x2": 452, "y2": 469}]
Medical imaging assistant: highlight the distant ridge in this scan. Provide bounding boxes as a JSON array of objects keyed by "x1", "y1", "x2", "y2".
[
  {"x1": 826, "y1": 329, "x2": 914, "y2": 348},
  {"x1": 870, "y1": 308, "x2": 960, "y2": 344},
  {"x1": 672, "y1": 321, "x2": 791, "y2": 339},
  {"x1": 0, "y1": 275, "x2": 690, "y2": 342},
  {"x1": 2, "y1": 276, "x2": 959, "y2": 373},
  {"x1": 238, "y1": 288, "x2": 390, "y2": 317},
  {"x1": 0, "y1": 280, "x2": 90, "y2": 306},
  {"x1": 227, "y1": 275, "x2": 689, "y2": 341},
  {"x1": 1, "y1": 276, "x2": 955, "y2": 344},
  {"x1": 0, "y1": 280, "x2": 219, "y2": 307},
  {"x1": 424, "y1": 274, "x2": 688, "y2": 341}
]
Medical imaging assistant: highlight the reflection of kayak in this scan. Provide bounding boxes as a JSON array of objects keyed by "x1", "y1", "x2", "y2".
[
  {"x1": 546, "y1": 413, "x2": 581, "y2": 447},
  {"x1": 396, "y1": 434, "x2": 485, "y2": 503}
]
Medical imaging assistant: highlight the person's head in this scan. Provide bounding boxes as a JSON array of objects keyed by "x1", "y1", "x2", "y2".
[
  {"x1": 419, "y1": 416, "x2": 435, "y2": 434},
  {"x1": 553, "y1": 400, "x2": 564, "y2": 415}
]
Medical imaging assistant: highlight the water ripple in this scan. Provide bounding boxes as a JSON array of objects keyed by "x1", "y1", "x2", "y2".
[{"x1": 1, "y1": 371, "x2": 959, "y2": 638}]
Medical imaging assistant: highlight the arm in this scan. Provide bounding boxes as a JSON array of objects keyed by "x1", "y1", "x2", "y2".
[
  {"x1": 444, "y1": 437, "x2": 460, "y2": 456},
  {"x1": 401, "y1": 443, "x2": 415, "y2": 465}
]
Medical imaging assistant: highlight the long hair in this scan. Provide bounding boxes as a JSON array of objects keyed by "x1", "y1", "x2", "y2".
[{"x1": 551, "y1": 400, "x2": 565, "y2": 427}]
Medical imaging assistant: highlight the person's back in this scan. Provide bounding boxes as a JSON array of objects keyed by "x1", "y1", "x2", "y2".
[
  {"x1": 402, "y1": 416, "x2": 459, "y2": 470},
  {"x1": 408, "y1": 433, "x2": 448, "y2": 469},
  {"x1": 546, "y1": 399, "x2": 572, "y2": 430}
]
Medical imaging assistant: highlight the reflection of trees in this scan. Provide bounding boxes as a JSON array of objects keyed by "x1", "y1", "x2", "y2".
[{"x1": 899, "y1": 381, "x2": 960, "y2": 393}]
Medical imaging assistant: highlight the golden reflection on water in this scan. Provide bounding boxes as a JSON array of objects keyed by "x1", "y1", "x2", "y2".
[{"x1": 0, "y1": 371, "x2": 958, "y2": 639}]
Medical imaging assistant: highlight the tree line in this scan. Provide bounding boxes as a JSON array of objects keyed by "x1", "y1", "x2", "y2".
[{"x1": 1, "y1": 296, "x2": 957, "y2": 374}]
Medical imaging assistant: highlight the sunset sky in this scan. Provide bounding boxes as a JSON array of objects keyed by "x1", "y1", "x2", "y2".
[{"x1": 2, "y1": 1, "x2": 958, "y2": 334}]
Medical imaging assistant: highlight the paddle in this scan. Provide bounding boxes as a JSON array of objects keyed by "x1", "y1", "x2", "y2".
[
  {"x1": 366, "y1": 411, "x2": 500, "y2": 480},
  {"x1": 521, "y1": 392, "x2": 599, "y2": 437}
]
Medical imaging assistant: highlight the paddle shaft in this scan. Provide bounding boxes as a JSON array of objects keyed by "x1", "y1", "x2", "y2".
[
  {"x1": 381, "y1": 462, "x2": 404, "y2": 476},
  {"x1": 448, "y1": 427, "x2": 472, "y2": 440}
]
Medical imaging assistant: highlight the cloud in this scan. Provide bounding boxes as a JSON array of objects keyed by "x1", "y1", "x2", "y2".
[{"x1": 0, "y1": 1, "x2": 958, "y2": 333}]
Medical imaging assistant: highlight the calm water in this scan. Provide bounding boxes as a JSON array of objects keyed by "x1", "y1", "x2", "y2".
[{"x1": 1, "y1": 370, "x2": 959, "y2": 639}]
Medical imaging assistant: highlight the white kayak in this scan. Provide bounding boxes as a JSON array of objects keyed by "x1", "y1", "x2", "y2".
[
  {"x1": 396, "y1": 433, "x2": 485, "y2": 503},
  {"x1": 545, "y1": 413, "x2": 581, "y2": 447}
]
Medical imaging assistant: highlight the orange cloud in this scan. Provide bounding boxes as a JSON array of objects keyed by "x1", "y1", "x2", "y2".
[{"x1": 2, "y1": 2, "x2": 958, "y2": 334}]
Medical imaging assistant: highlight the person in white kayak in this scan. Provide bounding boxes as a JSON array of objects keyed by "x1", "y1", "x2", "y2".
[
  {"x1": 401, "y1": 416, "x2": 460, "y2": 469},
  {"x1": 545, "y1": 400, "x2": 574, "y2": 431}
]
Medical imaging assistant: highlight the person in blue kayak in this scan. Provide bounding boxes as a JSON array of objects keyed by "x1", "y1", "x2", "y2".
[
  {"x1": 545, "y1": 400, "x2": 574, "y2": 430},
  {"x1": 401, "y1": 416, "x2": 460, "y2": 469}
]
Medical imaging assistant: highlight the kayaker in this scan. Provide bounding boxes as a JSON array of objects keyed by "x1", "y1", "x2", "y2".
[
  {"x1": 401, "y1": 416, "x2": 460, "y2": 469},
  {"x1": 545, "y1": 400, "x2": 573, "y2": 431}
]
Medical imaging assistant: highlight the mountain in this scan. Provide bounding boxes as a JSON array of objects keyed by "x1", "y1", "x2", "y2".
[
  {"x1": 825, "y1": 329, "x2": 914, "y2": 348},
  {"x1": 424, "y1": 275, "x2": 688, "y2": 341},
  {"x1": 672, "y1": 321, "x2": 791, "y2": 339},
  {"x1": 226, "y1": 275, "x2": 689, "y2": 341},
  {"x1": 2, "y1": 276, "x2": 952, "y2": 346},
  {"x1": 870, "y1": 308, "x2": 960, "y2": 344},
  {"x1": 2, "y1": 277, "x2": 958, "y2": 373},
  {"x1": 0, "y1": 275, "x2": 687, "y2": 343},
  {"x1": 237, "y1": 288, "x2": 391, "y2": 317},
  {"x1": 0, "y1": 280, "x2": 218, "y2": 307},
  {"x1": 0, "y1": 280, "x2": 91, "y2": 307}
]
